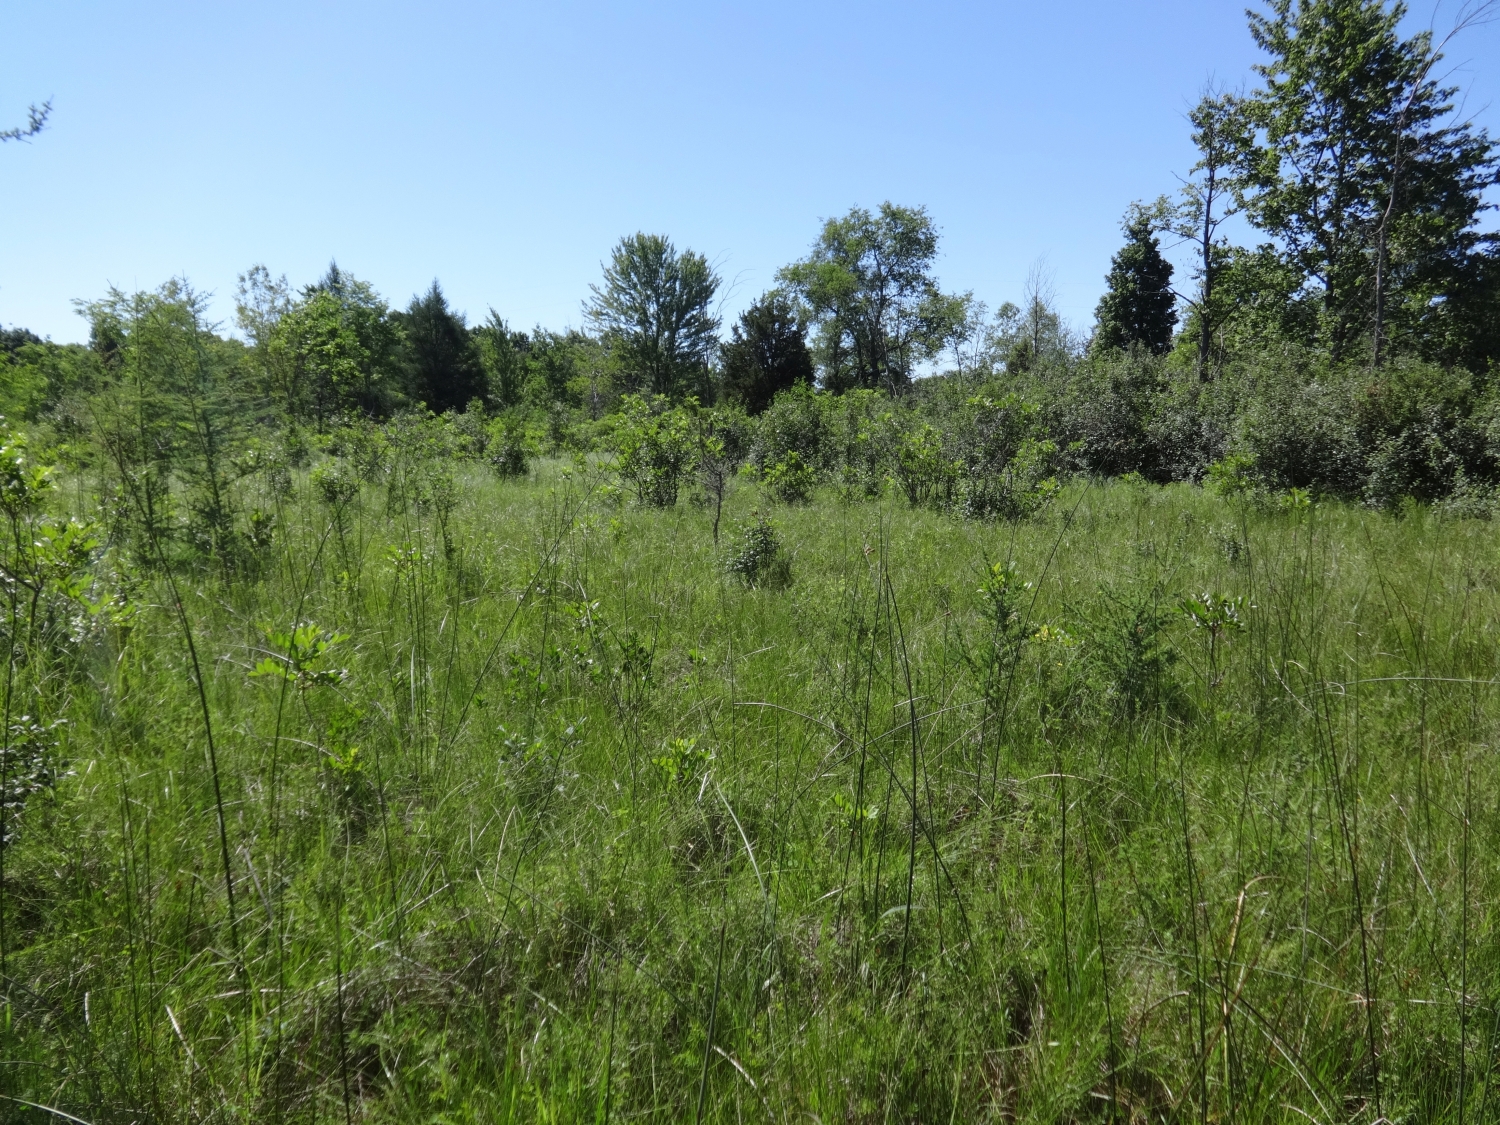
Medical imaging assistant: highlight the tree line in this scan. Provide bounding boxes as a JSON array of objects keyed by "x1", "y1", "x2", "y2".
[{"x1": 2, "y1": 0, "x2": 1499, "y2": 512}]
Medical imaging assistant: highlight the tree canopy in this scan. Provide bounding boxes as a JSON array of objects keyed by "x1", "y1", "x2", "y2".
[
  {"x1": 584, "y1": 234, "x2": 720, "y2": 399},
  {"x1": 721, "y1": 293, "x2": 814, "y2": 414},
  {"x1": 778, "y1": 203, "x2": 963, "y2": 394},
  {"x1": 1233, "y1": 0, "x2": 1498, "y2": 362},
  {"x1": 263, "y1": 264, "x2": 404, "y2": 423},
  {"x1": 1093, "y1": 204, "x2": 1177, "y2": 355},
  {"x1": 400, "y1": 281, "x2": 484, "y2": 414}
]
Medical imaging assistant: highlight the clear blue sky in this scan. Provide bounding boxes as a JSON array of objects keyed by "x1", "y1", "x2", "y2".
[{"x1": 3, "y1": 0, "x2": 1498, "y2": 344}]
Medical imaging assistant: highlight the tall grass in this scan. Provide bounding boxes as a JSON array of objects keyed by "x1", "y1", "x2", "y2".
[{"x1": 1, "y1": 459, "x2": 1497, "y2": 1122}]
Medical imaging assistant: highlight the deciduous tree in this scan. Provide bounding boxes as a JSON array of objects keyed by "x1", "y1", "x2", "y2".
[
  {"x1": 1175, "y1": 89, "x2": 1250, "y2": 377},
  {"x1": 778, "y1": 203, "x2": 959, "y2": 394},
  {"x1": 0, "y1": 100, "x2": 49, "y2": 144},
  {"x1": 584, "y1": 234, "x2": 720, "y2": 399},
  {"x1": 266, "y1": 264, "x2": 403, "y2": 424},
  {"x1": 1235, "y1": 0, "x2": 1498, "y2": 360}
]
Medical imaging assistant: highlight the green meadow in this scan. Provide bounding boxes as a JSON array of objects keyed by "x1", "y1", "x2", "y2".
[{"x1": 2, "y1": 454, "x2": 1496, "y2": 1123}]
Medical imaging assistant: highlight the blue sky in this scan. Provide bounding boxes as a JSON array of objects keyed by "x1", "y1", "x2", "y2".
[{"x1": 3, "y1": 0, "x2": 1498, "y2": 344}]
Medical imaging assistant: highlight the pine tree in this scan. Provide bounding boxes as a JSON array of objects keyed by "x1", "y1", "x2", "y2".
[
  {"x1": 402, "y1": 281, "x2": 484, "y2": 414},
  {"x1": 721, "y1": 293, "x2": 814, "y2": 413},
  {"x1": 1093, "y1": 208, "x2": 1177, "y2": 354}
]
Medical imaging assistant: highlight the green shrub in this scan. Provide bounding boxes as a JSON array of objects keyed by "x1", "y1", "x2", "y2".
[
  {"x1": 890, "y1": 420, "x2": 955, "y2": 508},
  {"x1": 1355, "y1": 362, "x2": 1493, "y2": 507},
  {"x1": 1053, "y1": 350, "x2": 1160, "y2": 478},
  {"x1": 1083, "y1": 582, "x2": 1180, "y2": 718},
  {"x1": 1204, "y1": 451, "x2": 1257, "y2": 497},
  {"x1": 826, "y1": 389, "x2": 888, "y2": 499},
  {"x1": 724, "y1": 512, "x2": 791, "y2": 589},
  {"x1": 951, "y1": 395, "x2": 1058, "y2": 520},
  {"x1": 763, "y1": 449, "x2": 816, "y2": 505},
  {"x1": 614, "y1": 394, "x2": 694, "y2": 508},
  {"x1": 753, "y1": 384, "x2": 828, "y2": 476},
  {"x1": 1239, "y1": 362, "x2": 1363, "y2": 495},
  {"x1": 485, "y1": 415, "x2": 532, "y2": 478}
]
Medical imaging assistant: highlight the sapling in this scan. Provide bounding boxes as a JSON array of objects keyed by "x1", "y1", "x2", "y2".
[{"x1": 1178, "y1": 590, "x2": 1246, "y2": 689}]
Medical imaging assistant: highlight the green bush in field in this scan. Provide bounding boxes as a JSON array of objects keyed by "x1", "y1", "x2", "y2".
[
  {"x1": 724, "y1": 511, "x2": 791, "y2": 588},
  {"x1": 614, "y1": 393, "x2": 695, "y2": 507},
  {"x1": 751, "y1": 381, "x2": 829, "y2": 477},
  {"x1": 762, "y1": 449, "x2": 816, "y2": 505},
  {"x1": 484, "y1": 413, "x2": 532, "y2": 478}
]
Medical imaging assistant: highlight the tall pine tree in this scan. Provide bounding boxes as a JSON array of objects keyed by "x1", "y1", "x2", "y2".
[
  {"x1": 402, "y1": 281, "x2": 485, "y2": 413},
  {"x1": 1093, "y1": 207, "x2": 1177, "y2": 354}
]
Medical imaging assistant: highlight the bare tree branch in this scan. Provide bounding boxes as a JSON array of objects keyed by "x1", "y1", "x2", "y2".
[{"x1": 0, "y1": 100, "x2": 51, "y2": 144}]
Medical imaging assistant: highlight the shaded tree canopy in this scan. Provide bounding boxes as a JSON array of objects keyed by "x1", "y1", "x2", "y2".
[
  {"x1": 0, "y1": 326, "x2": 42, "y2": 358},
  {"x1": 721, "y1": 292, "x2": 814, "y2": 414}
]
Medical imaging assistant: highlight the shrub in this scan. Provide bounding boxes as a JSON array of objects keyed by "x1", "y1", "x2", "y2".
[
  {"x1": 725, "y1": 512, "x2": 791, "y2": 589},
  {"x1": 826, "y1": 389, "x2": 888, "y2": 499},
  {"x1": 1083, "y1": 583, "x2": 1180, "y2": 719},
  {"x1": 1238, "y1": 361, "x2": 1362, "y2": 494},
  {"x1": 890, "y1": 420, "x2": 955, "y2": 508},
  {"x1": 652, "y1": 736, "x2": 713, "y2": 788},
  {"x1": 963, "y1": 437, "x2": 1059, "y2": 521},
  {"x1": 310, "y1": 460, "x2": 359, "y2": 507},
  {"x1": 753, "y1": 384, "x2": 828, "y2": 477},
  {"x1": 444, "y1": 402, "x2": 492, "y2": 460},
  {"x1": 763, "y1": 450, "x2": 817, "y2": 505},
  {"x1": 693, "y1": 406, "x2": 750, "y2": 539},
  {"x1": 950, "y1": 395, "x2": 1058, "y2": 521},
  {"x1": 1204, "y1": 451, "x2": 1257, "y2": 497},
  {"x1": 1355, "y1": 361, "x2": 1494, "y2": 507},
  {"x1": 614, "y1": 395, "x2": 694, "y2": 508},
  {"x1": 486, "y1": 415, "x2": 531, "y2": 478},
  {"x1": 1142, "y1": 373, "x2": 1229, "y2": 483},
  {"x1": 1053, "y1": 350, "x2": 1160, "y2": 478}
]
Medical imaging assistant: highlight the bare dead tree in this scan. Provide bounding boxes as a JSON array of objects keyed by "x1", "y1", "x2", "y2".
[{"x1": 1023, "y1": 258, "x2": 1058, "y2": 365}]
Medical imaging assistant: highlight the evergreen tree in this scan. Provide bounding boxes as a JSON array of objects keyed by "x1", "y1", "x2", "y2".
[
  {"x1": 402, "y1": 281, "x2": 485, "y2": 414},
  {"x1": 1093, "y1": 206, "x2": 1178, "y2": 354},
  {"x1": 721, "y1": 293, "x2": 814, "y2": 414}
]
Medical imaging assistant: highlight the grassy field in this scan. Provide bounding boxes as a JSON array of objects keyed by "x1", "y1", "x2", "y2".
[{"x1": 2, "y1": 459, "x2": 1497, "y2": 1123}]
